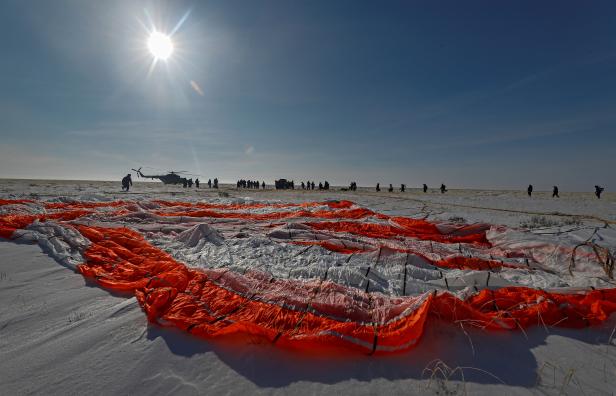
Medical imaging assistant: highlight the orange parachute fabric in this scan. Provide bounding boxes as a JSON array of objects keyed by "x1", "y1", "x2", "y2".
[
  {"x1": 306, "y1": 220, "x2": 489, "y2": 245},
  {"x1": 0, "y1": 209, "x2": 92, "y2": 239},
  {"x1": 44, "y1": 201, "x2": 127, "y2": 210},
  {"x1": 151, "y1": 199, "x2": 355, "y2": 211},
  {"x1": 0, "y1": 199, "x2": 34, "y2": 206},
  {"x1": 3, "y1": 198, "x2": 616, "y2": 354},
  {"x1": 0, "y1": 214, "x2": 38, "y2": 239},
  {"x1": 152, "y1": 207, "x2": 376, "y2": 222},
  {"x1": 70, "y1": 224, "x2": 616, "y2": 354},
  {"x1": 76, "y1": 224, "x2": 433, "y2": 353}
]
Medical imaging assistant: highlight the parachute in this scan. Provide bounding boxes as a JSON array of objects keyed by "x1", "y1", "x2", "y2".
[{"x1": 2, "y1": 198, "x2": 616, "y2": 354}]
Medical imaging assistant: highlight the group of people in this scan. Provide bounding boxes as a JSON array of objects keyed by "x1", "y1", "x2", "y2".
[
  {"x1": 374, "y1": 183, "x2": 444, "y2": 193},
  {"x1": 272, "y1": 180, "x2": 332, "y2": 190},
  {"x1": 237, "y1": 179, "x2": 265, "y2": 189},
  {"x1": 368, "y1": 182, "x2": 606, "y2": 199},
  {"x1": 298, "y1": 181, "x2": 330, "y2": 190},
  {"x1": 182, "y1": 178, "x2": 218, "y2": 189},
  {"x1": 181, "y1": 178, "x2": 196, "y2": 188},
  {"x1": 527, "y1": 185, "x2": 604, "y2": 199},
  {"x1": 122, "y1": 173, "x2": 606, "y2": 199},
  {"x1": 178, "y1": 177, "x2": 220, "y2": 189}
]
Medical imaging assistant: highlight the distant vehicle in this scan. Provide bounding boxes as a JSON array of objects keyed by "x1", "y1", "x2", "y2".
[
  {"x1": 275, "y1": 179, "x2": 294, "y2": 189},
  {"x1": 132, "y1": 167, "x2": 189, "y2": 185}
]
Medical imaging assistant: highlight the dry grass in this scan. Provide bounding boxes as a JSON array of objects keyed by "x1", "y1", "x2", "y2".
[
  {"x1": 421, "y1": 359, "x2": 505, "y2": 395},
  {"x1": 535, "y1": 361, "x2": 587, "y2": 395}
]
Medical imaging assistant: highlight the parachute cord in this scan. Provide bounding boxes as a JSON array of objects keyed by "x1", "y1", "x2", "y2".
[
  {"x1": 402, "y1": 253, "x2": 409, "y2": 296},
  {"x1": 569, "y1": 241, "x2": 615, "y2": 279},
  {"x1": 369, "y1": 326, "x2": 379, "y2": 356}
]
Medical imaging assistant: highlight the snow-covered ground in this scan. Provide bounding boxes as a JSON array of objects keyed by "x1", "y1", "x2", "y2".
[{"x1": 1, "y1": 179, "x2": 616, "y2": 395}]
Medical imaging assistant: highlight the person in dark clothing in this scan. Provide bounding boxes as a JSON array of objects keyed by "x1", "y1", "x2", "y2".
[
  {"x1": 552, "y1": 186, "x2": 559, "y2": 198},
  {"x1": 188, "y1": 178, "x2": 193, "y2": 188},
  {"x1": 121, "y1": 174, "x2": 132, "y2": 191},
  {"x1": 182, "y1": 178, "x2": 188, "y2": 188},
  {"x1": 527, "y1": 184, "x2": 533, "y2": 197},
  {"x1": 195, "y1": 179, "x2": 200, "y2": 188},
  {"x1": 400, "y1": 184, "x2": 405, "y2": 192},
  {"x1": 262, "y1": 181, "x2": 265, "y2": 189},
  {"x1": 595, "y1": 185, "x2": 604, "y2": 199},
  {"x1": 208, "y1": 179, "x2": 212, "y2": 188},
  {"x1": 376, "y1": 183, "x2": 380, "y2": 192},
  {"x1": 324, "y1": 181, "x2": 329, "y2": 190},
  {"x1": 423, "y1": 184, "x2": 428, "y2": 193},
  {"x1": 213, "y1": 178, "x2": 219, "y2": 189},
  {"x1": 318, "y1": 182, "x2": 323, "y2": 190},
  {"x1": 388, "y1": 184, "x2": 393, "y2": 192},
  {"x1": 311, "y1": 181, "x2": 315, "y2": 190},
  {"x1": 440, "y1": 184, "x2": 447, "y2": 194}
]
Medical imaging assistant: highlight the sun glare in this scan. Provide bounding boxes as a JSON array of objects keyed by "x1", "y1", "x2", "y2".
[{"x1": 147, "y1": 31, "x2": 173, "y2": 60}]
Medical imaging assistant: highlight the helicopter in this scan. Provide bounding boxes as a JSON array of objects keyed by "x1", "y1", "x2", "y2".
[{"x1": 131, "y1": 167, "x2": 191, "y2": 185}]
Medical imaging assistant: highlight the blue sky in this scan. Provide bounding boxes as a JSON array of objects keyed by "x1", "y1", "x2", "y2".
[{"x1": 1, "y1": 0, "x2": 615, "y2": 190}]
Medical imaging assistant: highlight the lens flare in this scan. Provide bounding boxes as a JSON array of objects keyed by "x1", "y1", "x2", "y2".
[{"x1": 147, "y1": 31, "x2": 173, "y2": 60}]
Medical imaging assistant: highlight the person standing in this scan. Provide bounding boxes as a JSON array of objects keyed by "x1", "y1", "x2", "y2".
[
  {"x1": 595, "y1": 185, "x2": 604, "y2": 199},
  {"x1": 195, "y1": 179, "x2": 200, "y2": 188},
  {"x1": 388, "y1": 184, "x2": 393, "y2": 192},
  {"x1": 440, "y1": 184, "x2": 447, "y2": 194},
  {"x1": 527, "y1": 184, "x2": 533, "y2": 197},
  {"x1": 208, "y1": 179, "x2": 212, "y2": 188},
  {"x1": 376, "y1": 183, "x2": 380, "y2": 192},
  {"x1": 213, "y1": 178, "x2": 219, "y2": 189},
  {"x1": 121, "y1": 174, "x2": 132, "y2": 191},
  {"x1": 423, "y1": 184, "x2": 428, "y2": 193},
  {"x1": 552, "y1": 186, "x2": 559, "y2": 198},
  {"x1": 400, "y1": 184, "x2": 405, "y2": 192}
]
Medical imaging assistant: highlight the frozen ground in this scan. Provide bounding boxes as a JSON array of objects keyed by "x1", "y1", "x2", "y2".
[{"x1": 1, "y1": 179, "x2": 616, "y2": 395}]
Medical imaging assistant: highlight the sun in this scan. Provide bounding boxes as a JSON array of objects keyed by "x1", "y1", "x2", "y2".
[{"x1": 147, "y1": 31, "x2": 173, "y2": 61}]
